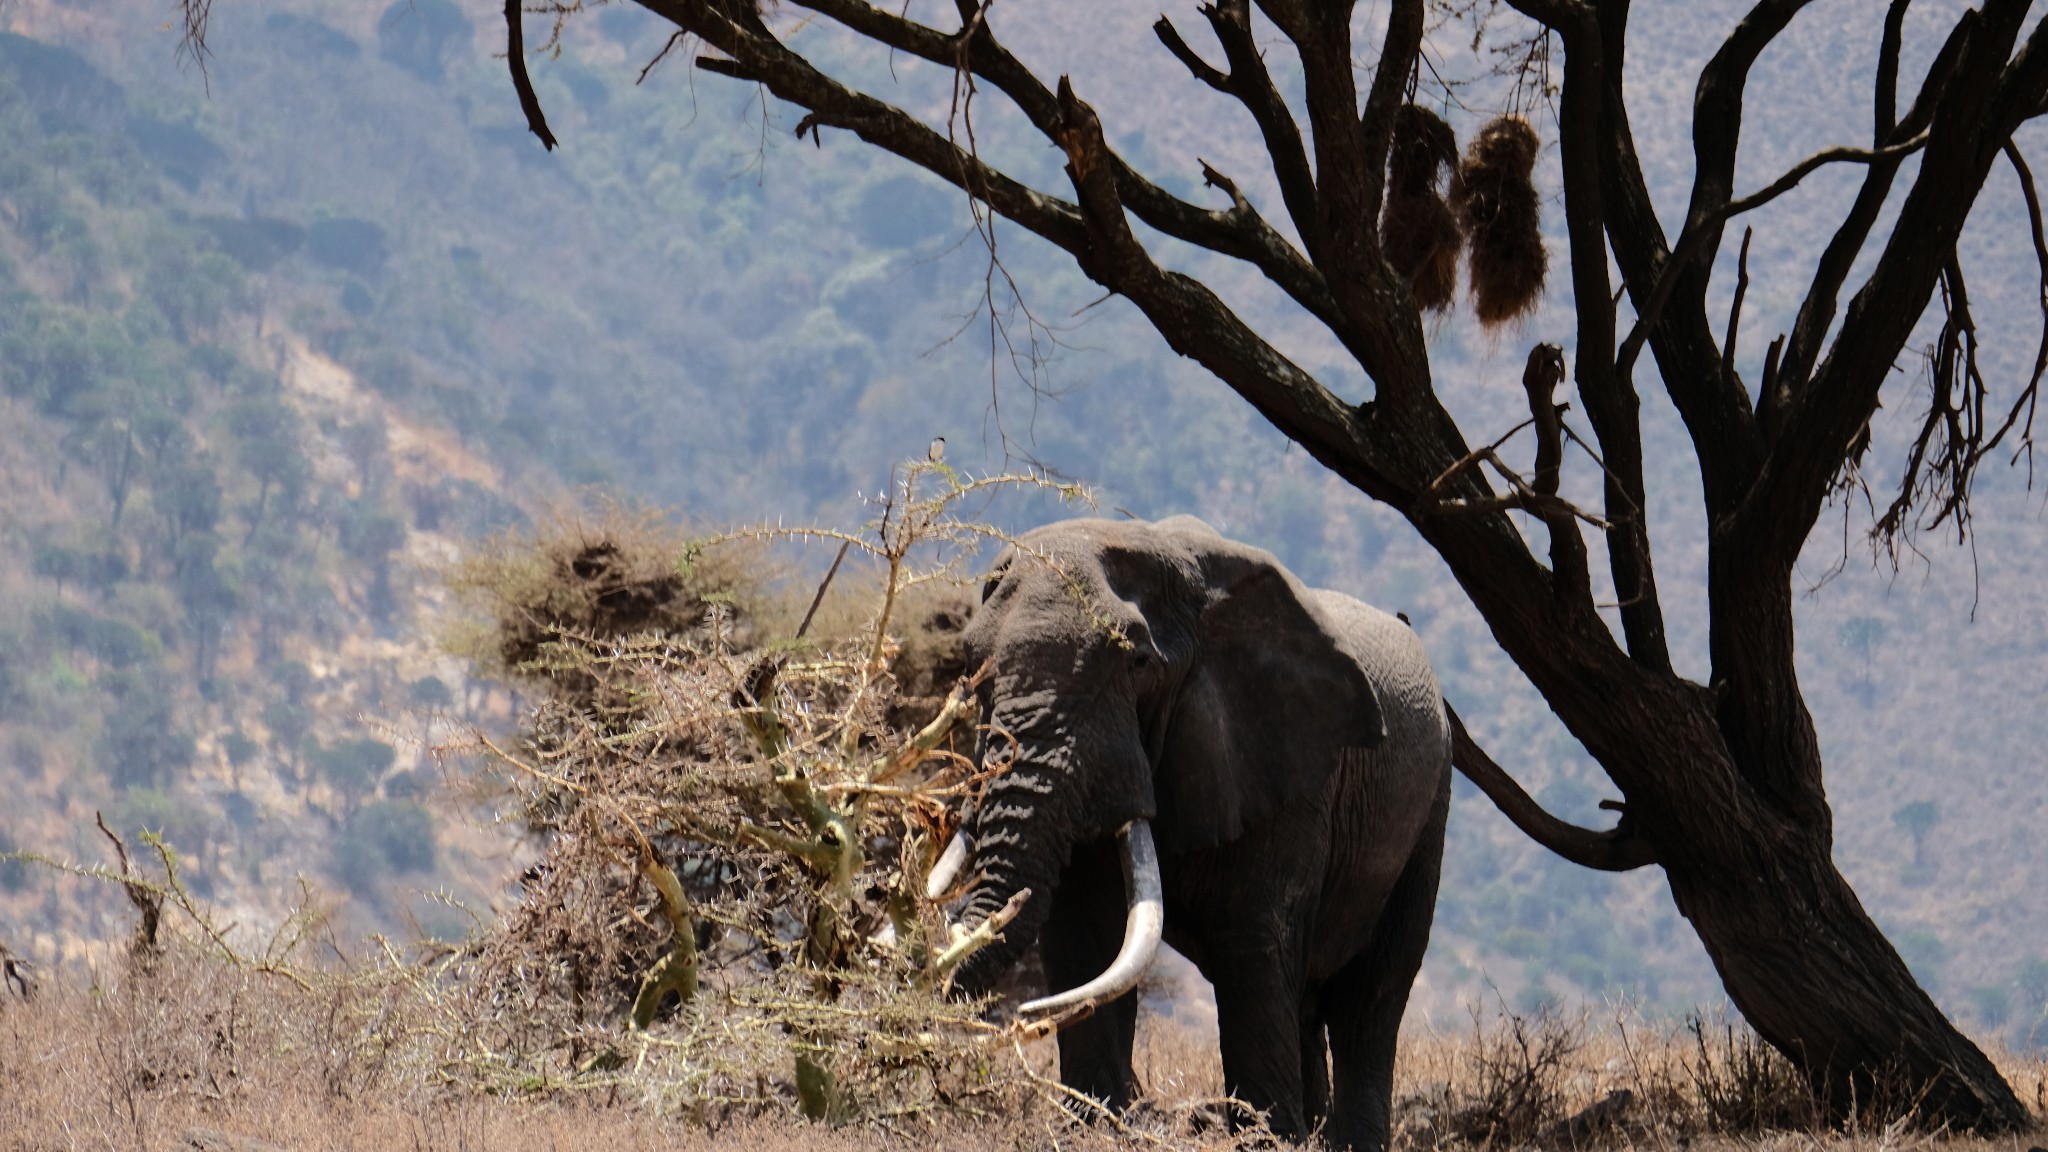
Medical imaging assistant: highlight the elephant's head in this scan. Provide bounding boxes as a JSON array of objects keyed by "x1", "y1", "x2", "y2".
[{"x1": 947, "y1": 516, "x2": 1385, "y2": 1008}]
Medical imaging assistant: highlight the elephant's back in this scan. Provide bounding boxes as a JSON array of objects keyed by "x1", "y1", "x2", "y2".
[
  {"x1": 1302, "y1": 590, "x2": 1451, "y2": 978},
  {"x1": 1307, "y1": 590, "x2": 1448, "y2": 755}
]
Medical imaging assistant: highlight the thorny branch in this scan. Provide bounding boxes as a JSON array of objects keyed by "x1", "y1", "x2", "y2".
[{"x1": 441, "y1": 459, "x2": 1124, "y2": 1119}]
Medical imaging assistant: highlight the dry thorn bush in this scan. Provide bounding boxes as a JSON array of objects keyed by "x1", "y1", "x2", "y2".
[{"x1": 423, "y1": 460, "x2": 1186, "y2": 1130}]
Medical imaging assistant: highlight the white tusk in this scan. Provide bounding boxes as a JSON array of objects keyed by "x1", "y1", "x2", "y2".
[
  {"x1": 1017, "y1": 820, "x2": 1163, "y2": 1019},
  {"x1": 926, "y1": 831, "x2": 974, "y2": 900}
]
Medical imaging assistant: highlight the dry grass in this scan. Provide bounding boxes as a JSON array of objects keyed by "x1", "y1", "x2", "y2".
[
  {"x1": 0, "y1": 942, "x2": 1237, "y2": 1150},
  {"x1": 6, "y1": 956, "x2": 2045, "y2": 1151}
]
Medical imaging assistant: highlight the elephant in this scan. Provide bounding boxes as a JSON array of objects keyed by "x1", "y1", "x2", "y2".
[{"x1": 944, "y1": 515, "x2": 1451, "y2": 1152}]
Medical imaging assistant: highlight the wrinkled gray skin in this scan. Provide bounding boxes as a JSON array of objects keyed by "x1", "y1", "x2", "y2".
[{"x1": 952, "y1": 517, "x2": 1450, "y2": 1152}]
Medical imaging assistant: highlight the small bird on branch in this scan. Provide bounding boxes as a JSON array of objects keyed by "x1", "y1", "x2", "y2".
[{"x1": 928, "y1": 436, "x2": 946, "y2": 463}]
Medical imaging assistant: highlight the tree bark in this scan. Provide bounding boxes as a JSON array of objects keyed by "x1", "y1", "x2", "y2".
[
  {"x1": 1437, "y1": 510, "x2": 2028, "y2": 1129},
  {"x1": 1664, "y1": 815, "x2": 2023, "y2": 1127}
]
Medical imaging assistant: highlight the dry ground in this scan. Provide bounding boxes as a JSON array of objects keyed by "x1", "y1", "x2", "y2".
[{"x1": 3, "y1": 947, "x2": 2045, "y2": 1152}]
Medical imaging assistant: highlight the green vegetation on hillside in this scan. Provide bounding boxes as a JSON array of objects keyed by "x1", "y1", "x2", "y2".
[{"x1": 0, "y1": 31, "x2": 484, "y2": 927}]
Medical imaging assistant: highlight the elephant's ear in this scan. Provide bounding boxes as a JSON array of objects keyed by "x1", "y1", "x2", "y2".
[{"x1": 1152, "y1": 539, "x2": 1385, "y2": 854}]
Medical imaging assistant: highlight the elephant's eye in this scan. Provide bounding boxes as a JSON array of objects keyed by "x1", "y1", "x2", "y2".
[{"x1": 981, "y1": 564, "x2": 1010, "y2": 603}]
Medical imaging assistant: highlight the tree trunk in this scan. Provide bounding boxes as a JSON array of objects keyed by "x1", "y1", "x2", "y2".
[
  {"x1": 1426, "y1": 501, "x2": 2030, "y2": 1131},
  {"x1": 1661, "y1": 801, "x2": 2025, "y2": 1127}
]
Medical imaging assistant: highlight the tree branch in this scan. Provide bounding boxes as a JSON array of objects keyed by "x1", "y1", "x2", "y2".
[
  {"x1": 1198, "y1": 1, "x2": 1321, "y2": 256},
  {"x1": 1874, "y1": 0, "x2": 1911, "y2": 140},
  {"x1": 1152, "y1": 16, "x2": 1229, "y2": 92},
  {"x1": 1617, "y1": 132, "x2": 1929, "y2": 386},
  {"x1": 1603, "y1": 1, "x2": 1806, "y2": 517},
  {"x1": 1042, "y1": 77, "x2": 1392, "y2": 489},
  {"x1": 1358, "y1": 0, "x2": 1425, "y2": 227},
  {"x1": 1750, "y1": 0, "x2": 2048, "y2": 566},
  {"x1": 1522, "y1": 0, "x2": 1671, "y2": 671},
  {"x1": 1777, "y1": 10, "x2": 1973, "y2": 394},
  {"x1": 789, "y1": 0, "x2": 1342, "y2": 332},
  {"x1": 505, "y1": 0, "x2": 559, "y2": 151},
  {"x1": 1447, "y1": 705, "x2": 1655, "y2": 873},
  {"x1": 640, "y1": 0, "x2": 1087, "y2": 255}
]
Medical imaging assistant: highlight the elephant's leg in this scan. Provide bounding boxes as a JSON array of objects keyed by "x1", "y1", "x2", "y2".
[
  {"x1": 1042, "y1": 837, "x2": 1140, "y2": 1112},
  {"x1": 1323, "y1": 815, "x2": 1447, "y2": 1152},
  {"x1": 1207, "y1": 952, "x2": 1312, "y2": 1141}
]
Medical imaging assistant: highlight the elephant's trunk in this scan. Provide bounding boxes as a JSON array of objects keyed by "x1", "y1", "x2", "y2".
[
  {"x1": 1017, "y1": 820, "x2": 1163, "y2": 1021},
  {"x1": 949, "y1": 723, "x2": 1076, "y2": 992}
]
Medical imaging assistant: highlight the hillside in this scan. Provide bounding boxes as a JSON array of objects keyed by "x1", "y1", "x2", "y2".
[
  {"x1": 0, "y1": 27, "x2": 532, "y2": 952},
  {"x1": 0, "y1": 0, "x2": 2043, "y2": 1051}
]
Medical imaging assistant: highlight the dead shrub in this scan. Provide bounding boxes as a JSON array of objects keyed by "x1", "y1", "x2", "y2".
[
  {"x1": 437, "y1": 461, "x2": 1114, "y2": 1126},
  {"x1": 1683, "y1": 1014, "x2": 1818, "y2": 1133},
  {"x1": 440, "y1": 499, "x2": 777, "y2": 704},
  {"x1": 1444, "y1": 1005, "x2": 1583, "y2": 1146}
]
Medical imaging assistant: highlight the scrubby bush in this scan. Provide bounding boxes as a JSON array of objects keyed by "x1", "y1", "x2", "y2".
[
  {"x1": 315, "y1": 737, "x2": 396, "y2": 814},
  {"x1": 441, "y1": 501, "x2": 776, "y2": 702},
  {"x1": 97, "y1": 666, "x2": 194, "y2": 788},
  {"x1": 440, "y1": 464, "x2": 1087, "y2": 1119},
  {"x1": 329, "y1": 799, "x2": 436, "y2": 893}
]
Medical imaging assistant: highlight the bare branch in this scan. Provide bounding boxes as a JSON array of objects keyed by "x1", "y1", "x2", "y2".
[
  {"x1": 790, "y1": 0, "x2": 1340, "y2": 329},
  {"x1": 637, "y1": 0, "x2": 1088, "y2": 254},
  {"x1": 1721, "y1": 227, "x2": 1752, "y2": 390},
  {"x1": 1778, "y1": 10, "x2": 1974, "y2": 394},
  {"x1": 1196, "y1": 1, "x2": 1323, "y2": 266},
  {"x1": 506, "y1": 0, "x2": 560, "y2": 151},
  {"x1": 1617, "y1": 131, "x2": 1929, "y2": 383},
  {"x1": 1751, "y1": 2, "x2": 2048, "y2": 566},
  {"x1": 1153, "y1": 16, "x2": 1229, "y2": 92},
  {"x1": 1875, "y1": 0, "x2": 1912, "y2": 139},
  {"x1": 1359, "y1": 0, "x2": 1428, "y2": 225},
  {"x1": 1519, "y1": 0, "x2": 1669, "y2": 667},
  {"x1": 1447, "y1": 706, "x2": 1655, "y2": 873}
]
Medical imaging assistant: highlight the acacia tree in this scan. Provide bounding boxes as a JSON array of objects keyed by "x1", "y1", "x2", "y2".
[{"x1": 481, "y1": 0, "x2": 2048, "y2": 1129}]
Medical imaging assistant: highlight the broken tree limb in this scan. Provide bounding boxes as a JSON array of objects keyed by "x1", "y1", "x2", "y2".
[
  {"x1": 96, "y1": 812, "x2": 163, "y2": 959},
  {"x1": 629, "y1": 847, "x2": 700, "y2": 1030},
  {"x1": 924, "y1": 887, "x2": 1029, "y2": 994},
  {"x1": 1524, "y1": 343, "x2": 1567, "y2": 497}
]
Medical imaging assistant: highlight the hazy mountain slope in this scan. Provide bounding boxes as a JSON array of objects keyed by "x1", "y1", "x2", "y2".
[{"x1": 0, "y1": 0, "x2": 2042, "y2": 1045}]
